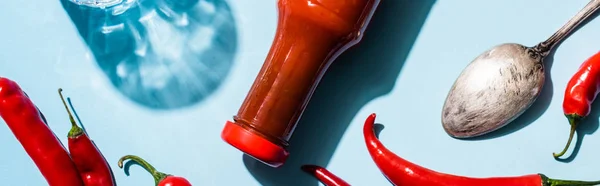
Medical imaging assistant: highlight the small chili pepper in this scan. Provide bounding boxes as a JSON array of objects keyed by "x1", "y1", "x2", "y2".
[
  {"x1": 0, "y1": 77, "x2": 84, "y2": 186},
  {"x1": 118, "y1": 155, "x2": 191, "y2": 186},
  {"x1": 363, "y1": 113, "x2": 600, "y2": 186},
  {"x1": 301, "y1": 165, "x2": 350, "y2": 186},
  {"x1": 555, "y1": 51, "x2": 600, "y2": 158},
  {"x1": 58, "y1": 88, "x2": 116, "y2": 186}
]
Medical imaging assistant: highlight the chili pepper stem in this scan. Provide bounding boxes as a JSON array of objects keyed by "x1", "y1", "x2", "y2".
[
  {"x1": 541, "y1": 174, "x2": 600, "y2": 186},
  {"x1": 118, "y1": 155, "x2": 168, "y2": 186},
  {"x1": 58, "y1": 88, "x2": 84, "y2": 138},
  {"x1": 553, "y1": 114, "x2": 582, "y2": 158}
]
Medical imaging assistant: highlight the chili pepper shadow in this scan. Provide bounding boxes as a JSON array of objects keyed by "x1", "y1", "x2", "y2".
[
  {"x1": 463, "y1": 10, "x2": 600, "y2": 141},
  {"x1": 122, "y1": 160, "x2": 142, "y2": 176},
  {"x1": 555, "y1": 96, "x2": 600, "y2": 163},
  {"x1": 67, "y1": 97, "x2": 87, "y2": 133},
  {"x1": 243, "y1": 0, "x2": 436, "y2": 185},
  {"x1": 374, "y1": 124, "x2": 385, "y2": 139},
  {"x1": 373, "y1": 123, "x2": 397, "y2": 185},
  {"x1": 24, "y1": 92, "x2": 49, "y2": 125}
]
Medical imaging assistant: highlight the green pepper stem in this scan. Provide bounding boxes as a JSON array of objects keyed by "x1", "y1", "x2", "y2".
[
  {"x1": 541, "y1": 174, "x2": 600, "y2": 186},
  {"x1": 553, "y1": 115, "x2": 583, "y2": 158},
  {"x1": 58, "y1": 88, "x2": 83, "y2": 137},
  {"x1": 118, "y1": 155, "x2": 168, "y2": 186},
  {"x1": 552, "y1": 124, "x2": 575, "y2": 158}
]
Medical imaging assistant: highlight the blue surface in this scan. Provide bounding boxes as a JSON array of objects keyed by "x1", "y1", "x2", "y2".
[{"x1": 1, "y1": 0, "x2": 600, "y2": 185}]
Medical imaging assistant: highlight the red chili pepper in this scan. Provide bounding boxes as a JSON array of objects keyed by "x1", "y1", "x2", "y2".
[
  {"x1": 0, "y1": 77, "x2": 84, "y2": 186},
  {"x1": 301, "y1": 165, "x2": 350, "y2": 186},
  {"x1": 58, "y1": 88, "x2": 116, "y2": 186},
  {"x1": 556, "y1": 51, "x2": 600, "y2": 158},
  {"x1": 363, "y1": 113, "x2": 600, "y2": 186},
  {"x1": 118, "y1": 155, "x2": 191, "y2": 186}
]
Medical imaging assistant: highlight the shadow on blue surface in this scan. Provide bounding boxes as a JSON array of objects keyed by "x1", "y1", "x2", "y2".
[
  {"x1": 67, "y1": 97, "x2": 87, "y2": 133},
  {"x1": 464, "y1": 10, "x2": 600, "y2": 141},
  {"x1": 60, "y1": 0, "x2": 238, "y2": 110},
  {"x1": 243, "y1": 1, "x2": 436, "y2": 185},
  {"x1": 122, "y1": 160, "x2": 143, "y2": 177}
]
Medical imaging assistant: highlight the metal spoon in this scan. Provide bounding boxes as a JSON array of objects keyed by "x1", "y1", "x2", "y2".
[{"x1": 441, "y1": 0, "x2": 600, "y2": 138}]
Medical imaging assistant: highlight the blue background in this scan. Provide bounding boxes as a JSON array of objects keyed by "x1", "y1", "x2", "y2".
[{"x1": 1, "y1": 0, "x2": 600, "y2": 185}]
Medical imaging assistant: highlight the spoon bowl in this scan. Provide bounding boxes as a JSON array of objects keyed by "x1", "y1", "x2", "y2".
[
  {"x1": 441, "y1": 0, "x2": 600, "y2": 138},
  {"x1": 442, "y1": 43, "x2": 545, "y2": 138}
]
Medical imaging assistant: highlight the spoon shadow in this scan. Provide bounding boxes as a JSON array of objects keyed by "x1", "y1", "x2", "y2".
[{"x1": 554, "y1": 95, "x2": 600, "y2": 163}]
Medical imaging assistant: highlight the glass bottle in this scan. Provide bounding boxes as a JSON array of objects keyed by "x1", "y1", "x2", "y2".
[{"x1": 221, "y1": 0, "x2": 380, "y2": 167}]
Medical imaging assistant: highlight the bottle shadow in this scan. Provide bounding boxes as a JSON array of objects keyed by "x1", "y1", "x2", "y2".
[
  {"x1": 242, "y1": 1, "x2": 436, "y2": 185},
  {"x1": 463, "y1": 10, "x2": 600, "y2": 141},
  {"x1": 59, "y1": 0, "x2": 238, "y2": 110}
]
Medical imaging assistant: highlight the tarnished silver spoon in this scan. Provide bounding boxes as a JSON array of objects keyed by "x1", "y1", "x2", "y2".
[{"x1": 442, "y1": 0, "x2": 600, "y2": 138}]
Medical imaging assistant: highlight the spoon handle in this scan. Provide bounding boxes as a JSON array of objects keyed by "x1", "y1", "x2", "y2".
[{"x1": 536, "y1": 0, "x2": 600, "y2": 54}]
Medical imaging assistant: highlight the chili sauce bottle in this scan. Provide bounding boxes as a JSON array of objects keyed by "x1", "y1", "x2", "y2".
[{"x1": 221, "y1": 0, "x2": 380, "y2": 167}]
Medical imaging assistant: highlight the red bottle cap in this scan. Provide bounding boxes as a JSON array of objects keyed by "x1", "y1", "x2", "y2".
[{"x1": 221, "y1": 121, "x2": 289, "y2": 168}]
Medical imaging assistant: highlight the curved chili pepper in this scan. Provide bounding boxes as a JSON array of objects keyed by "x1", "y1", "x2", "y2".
[
  {"x1": 0, "y1": 77, "x2": 84, "y2": 186},
  {"x1": 301, "y1": 165, "x2": 350, "y2": 186},
  {"x1": 118, "y1": 155, "x2": 191, "y2": 186},
  {"x1": 363, "y1": 113, "x2": 600, "y2": 186},
  {"x1": 556, "y1": 51, "x2": 600, "y2": 158},
  {"x1": 58, "y1": 89, "x2": 116, "y2": 186}
]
